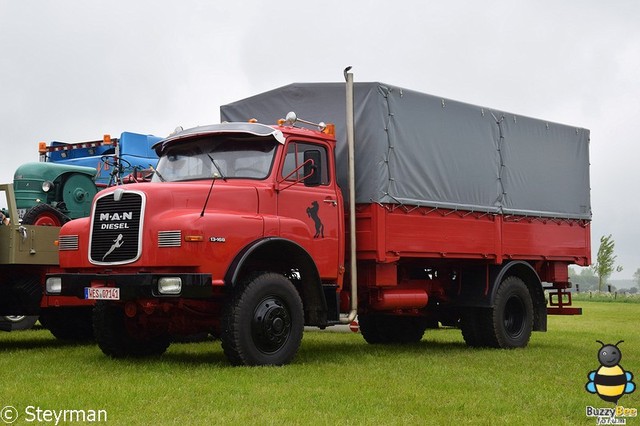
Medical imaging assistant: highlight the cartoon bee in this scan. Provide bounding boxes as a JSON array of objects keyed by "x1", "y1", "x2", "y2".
[{"x1": 586, "y1": 340, "x2": 636, "y2": 404}]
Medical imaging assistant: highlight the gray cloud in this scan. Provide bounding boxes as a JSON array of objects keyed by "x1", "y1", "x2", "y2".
[{"x1": 1, "y1": 0, "x2": 638, "y2": 277}]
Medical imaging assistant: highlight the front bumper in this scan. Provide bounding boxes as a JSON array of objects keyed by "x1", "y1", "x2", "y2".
[{"x1": 46, "y1": 273, "x2": 213, "y2": 300}]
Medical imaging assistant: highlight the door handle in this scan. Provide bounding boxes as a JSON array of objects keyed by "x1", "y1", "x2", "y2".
[{"x1": 323, "y1": 198, "x2": 337, "y2": 207}]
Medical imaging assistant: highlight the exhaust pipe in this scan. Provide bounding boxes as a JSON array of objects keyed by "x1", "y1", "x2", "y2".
[{"x1": 341, "y1": 66, "x2": 358, "y2": 324}]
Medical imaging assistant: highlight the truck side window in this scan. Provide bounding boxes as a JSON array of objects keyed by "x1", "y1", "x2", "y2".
[{"x1": 282, "y1": 142, "x2": 329, "y2": 185}]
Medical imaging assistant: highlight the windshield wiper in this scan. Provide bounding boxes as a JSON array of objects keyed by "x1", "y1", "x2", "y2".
[
  {"x1": 201, "y1": 154, "x2": 226, "y2": 217},
  {"x1": 150, "y1": 165, "x2": 166, "y2": 182},
  {"x1": 207, "y1": 154, "x2": 227, "y2": 181}
]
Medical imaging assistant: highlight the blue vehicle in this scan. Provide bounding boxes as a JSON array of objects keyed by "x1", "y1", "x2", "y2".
[
  {"x1": 14, "y1": 132, "x2": 161, "y2": 225},
  {"x1": 44, "y1": 132, "x2": 162, "y2": 186}
]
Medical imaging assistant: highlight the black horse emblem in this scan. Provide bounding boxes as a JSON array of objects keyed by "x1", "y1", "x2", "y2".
[{"x1": 306, "y1": 201, "x2": 324, "y2": 238}]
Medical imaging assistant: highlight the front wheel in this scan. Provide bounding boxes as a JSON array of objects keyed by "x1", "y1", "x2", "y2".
[
  {"x1": 39, "y1": 307, "x2": 94, "y2": 341},
  {"x1": 222, "y1": 273, "x2": 304, "y2": 366},
  {"x1": 93, "y1": 302, "x2": 171, "y2": 358}
]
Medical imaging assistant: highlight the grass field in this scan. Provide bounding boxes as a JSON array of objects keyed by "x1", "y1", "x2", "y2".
[{"x1": 0, "y1": 301, "x2": 638, "y2": 425}]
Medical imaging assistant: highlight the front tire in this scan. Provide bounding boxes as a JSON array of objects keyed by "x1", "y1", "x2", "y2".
[
  {"x1": 222, "y1": 273, "x2": 304, "y2": 366},
  {"x1": 93, "y1": 302, "x2": 171, "y2": 358},
  {"x1": 39, "y1": 307, "x2": 94, "y2": 341}
]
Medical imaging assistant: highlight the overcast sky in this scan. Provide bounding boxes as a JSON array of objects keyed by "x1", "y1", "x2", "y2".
[{"x1": 1, "y1": 1, "x2": 638, "y2": 278}]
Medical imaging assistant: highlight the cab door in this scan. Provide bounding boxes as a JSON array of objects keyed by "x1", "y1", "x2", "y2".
[{"x1": 276, "y1": 139, "x2": 341, "y2": 280}]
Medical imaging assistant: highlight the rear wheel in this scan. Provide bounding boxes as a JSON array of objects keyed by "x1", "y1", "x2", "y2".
[
  {"x1": 39, "y1": 307, "x2": 94, "y2": 341},
  {"x1": 93, "y1": 302, "x2": 171, "y2": 357},
  {"x1": 460, "y1": 308, "x2": 486, "y2": 348},
  {"x1": 359, "y1": 314, "x2": 428, "y2": 344},
  {"x1": 0, "y1": 315, "x2": 38, "y2": 331},
  {"x1": 471, "y1": 276, "x2": 533, "y2": 348},
  {"x1": 222, "y1": 273, "x2": 304, "y2": 366},
  {"x1": 21, "y1": 204, "x2": 69, "y2": 226}
]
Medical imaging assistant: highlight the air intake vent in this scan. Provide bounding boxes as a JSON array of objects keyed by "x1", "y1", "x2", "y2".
[
  {"x1": 58, "y1": 235, "x2": 79, "y2": 251},
  {"x1": 89, "y1": 191, "x2": 144, "y2": 265},
  {"x1": 158, "y1": 230, "x2": 181, "y2": 248}
]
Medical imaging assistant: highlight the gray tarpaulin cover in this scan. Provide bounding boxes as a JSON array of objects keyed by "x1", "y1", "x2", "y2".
[{"x1": 220, "y1": 83, "x2": 591, "y2": 220}]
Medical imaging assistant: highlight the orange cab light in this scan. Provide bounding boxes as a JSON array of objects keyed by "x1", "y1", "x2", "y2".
[
  {"x1": 248, "y1": 118, "x2": 258, "y2": 123},
  {"x1": 38, "y1": 142, "x2": 47, "y2": 154},
  {"x1": 277, "y1": 119, "x2": 285, "y2": 126},
  {"x1": 323, "y1": 123, "x2": 335, "y2": 136},
  {"x1": 103, "y1": 134, "x2": 112, "y2": 145},
  {"x1": 184, "y1": 235, "x2": 204, "y2": 242},
  {"x1": 54, "y1": 240, "x2": 59, "y2": 246}
]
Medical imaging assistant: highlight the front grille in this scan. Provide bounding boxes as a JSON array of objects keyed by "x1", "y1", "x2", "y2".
[
  {"x1": 89, "y1": 191, "x2": 144, "y2": 265},
  {"x1": 58, "y1": 235, "x2": 79, "y2": 251}
]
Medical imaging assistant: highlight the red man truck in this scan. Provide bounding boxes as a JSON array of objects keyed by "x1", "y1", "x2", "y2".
[{"x1": 47, "y1": 71, "x2": 590, "y2": 365}]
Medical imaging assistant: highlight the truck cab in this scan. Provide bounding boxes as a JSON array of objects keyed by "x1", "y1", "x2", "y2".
[{"x1": 48, "y1": 120, "x2": 344, "y2": 365}]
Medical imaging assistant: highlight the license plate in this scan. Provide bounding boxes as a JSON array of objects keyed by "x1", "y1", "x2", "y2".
[{"x1": 85, "y1": 287, "x2": 120, "y2": 300}]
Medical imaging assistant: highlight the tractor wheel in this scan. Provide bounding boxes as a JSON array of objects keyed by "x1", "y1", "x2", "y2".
[
  {"x1": 359, "y1": 314, "x2": 428, "y2": 344},
  {"x1": 39, "y1": 307, "x2": 94, "y2": 341},
  {"x1": 222, "y1": 273, "x2": 304, "y2": 366},
  {"x1": 0, "y1": 315, "x2": 38, "y2": 331},
  {"x1": 477, "y1": 276, "x2": 534, "y2": 348},
  {"x1": 21, "y1": 204, "x2": 69, "y2": 226},
  {"x1": 93, "y1": 302, "x2": 171, "y2": 358}
]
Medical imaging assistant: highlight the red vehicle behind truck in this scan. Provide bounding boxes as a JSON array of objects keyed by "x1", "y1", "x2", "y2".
[{"x1": 47, "y1": 72, "x2": 590, "y2": 365}]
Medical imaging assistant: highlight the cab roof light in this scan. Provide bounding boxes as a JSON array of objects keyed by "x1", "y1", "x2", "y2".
[
  {"x1": 38, "y1": 142, "x2": 47, "y2": 154},
  {"x1": 103, "y1": 134, "x2": 112, "y2": 145},
  {"x1": 323, "y1": 123, "x2": 336, "y2": 136}
]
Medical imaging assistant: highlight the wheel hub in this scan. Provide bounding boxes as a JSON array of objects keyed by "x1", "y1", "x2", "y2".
[
  {"x1": 504, "y1": 296, "x2": 525, "y2": 337},
  {"x1": 252, "y1": 297, "x2": 291, "y2": 353}
]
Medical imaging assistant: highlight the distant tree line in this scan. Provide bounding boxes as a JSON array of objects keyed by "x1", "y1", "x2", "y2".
[{"x1": 569, "y1": 234, "x2": 639, "y2": 293}]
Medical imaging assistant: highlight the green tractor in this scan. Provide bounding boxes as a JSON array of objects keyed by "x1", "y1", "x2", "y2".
[
  {"x1": 13, "y1": 132, "x2": 162, "y2": 226},
  {"x1": 13, "y1": 162, "x2": 98, "y2": 226}
]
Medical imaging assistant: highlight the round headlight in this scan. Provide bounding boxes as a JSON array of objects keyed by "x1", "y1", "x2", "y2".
[{"x1": 42, "y1": 181, "x2": 54, "y2": 192}]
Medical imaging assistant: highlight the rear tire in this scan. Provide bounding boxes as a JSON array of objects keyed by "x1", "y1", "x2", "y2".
[
  {"x1": 21, "y1": 204, "x2": 69, "y2": 226},
  {"x1": 39, "y1": 307, "x2": 94, "y2": 341},
  {"x1": 222, "y1": 273, "x2": 304, "y2": 366},
  {"x1": 474, "y1": 276, "x2": 533, "y2": 348},
  {"x1": 460, "y1": 308, "x2": 486, "y2": 348},
  {"x1": 93, "y1": 302, "x2": 171, "y2": 357},
  {"x1": 359, "y1": 314, "x2": 428, "y2": 344},
  {"x1": 0, "y1": 315, "x2": 38, "y2": 331}
]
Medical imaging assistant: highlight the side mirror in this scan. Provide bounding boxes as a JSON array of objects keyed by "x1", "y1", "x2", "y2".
[{"x1": 303, "y1": 150, "x2": 322, "y2": 186}]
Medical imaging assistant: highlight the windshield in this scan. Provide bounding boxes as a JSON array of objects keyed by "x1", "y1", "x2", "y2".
[{"x1": 152, "y1": 137, "x2": 278, "y2": 182}]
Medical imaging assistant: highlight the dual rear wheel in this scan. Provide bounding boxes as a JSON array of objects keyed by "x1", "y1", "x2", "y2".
[
  {"x1": 359, "y1": 276, "x2": 534, "y2": 349},
  {"x1": 460, "y1": 276, "x2": 534, "y2": 349}
]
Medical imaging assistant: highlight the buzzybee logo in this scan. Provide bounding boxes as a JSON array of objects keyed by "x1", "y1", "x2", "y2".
[{"x1": 585, "y1": 340, "x2": 637, "y2": 424}]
